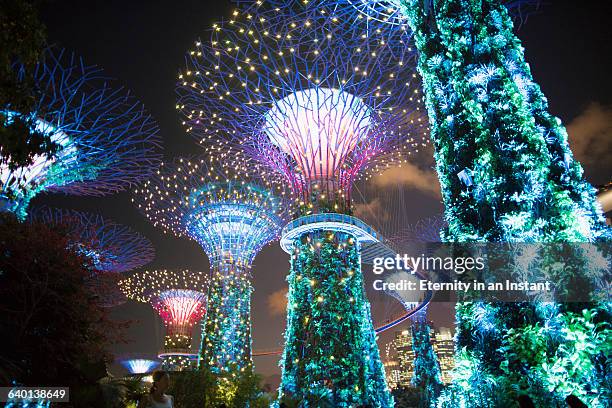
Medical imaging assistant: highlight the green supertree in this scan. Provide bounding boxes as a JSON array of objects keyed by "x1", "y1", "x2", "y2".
[
  {"x1": 397, "y1": 2, "x2": 610, "y2": 406},
  {"x1": 410, "y1": 315, "x2": 444, "y2": 408},
  {"x1": 393, "y1": 0, "x2": 606, "y2": 243},
  {"x1": 280, "y1": 230, "x2": 391, "y2": 406}
]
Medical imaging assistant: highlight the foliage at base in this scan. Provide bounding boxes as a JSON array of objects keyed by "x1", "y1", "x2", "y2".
[{"x1": 167, "y1": 368, "x2": 270, "y2": 408}]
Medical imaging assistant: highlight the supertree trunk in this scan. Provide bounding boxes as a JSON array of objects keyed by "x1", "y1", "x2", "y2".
[
  {"x1": 410, "y1": 318, "x2": 443, "y2": 407},
  {"x1": 199, "y1": 262, "x2": 253, "y2": 373},
  {"x1": 279, "y1": 230, "x2": 393, "y2": 407},
  {"x1": 400, "y1": 0, "x2": 604, "y2": 241},
  {"x1": 396, "y1": 1, "x2": 610, "y2": 406}
]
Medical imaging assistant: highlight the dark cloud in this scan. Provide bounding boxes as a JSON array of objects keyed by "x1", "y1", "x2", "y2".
[
  {"x1": 567, "y1": 102, "x2": 612, "y2": 184},
  {"x1": 267, "y1": 288, "x2": 288, "y2": 316},
  {"x1": 372, "y1": 163, "x2": 441, "y2": 197}
]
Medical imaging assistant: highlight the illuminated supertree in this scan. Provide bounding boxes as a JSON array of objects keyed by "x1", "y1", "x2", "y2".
[
  {"x1": 1, "y1": 48, "x2": 162, "y2": 220},
  {"x1": 119, "y1": 269, "x2": 208, "y2": 370},
  {"x1": 120, "y1": 358, "x2": 160, "y2": 375},
  {"x1": 30, "y1": 206, "x2": 155, "y2": 307},
  {"x1": 387, "y1": 217, "x2": 447, "y2": 407},
  {"x1": 176, "y1": 3, "x2": 429, "y2": 405},
  {"x1": 133, "y1": 153, "x2": 291, "y2": 374}
]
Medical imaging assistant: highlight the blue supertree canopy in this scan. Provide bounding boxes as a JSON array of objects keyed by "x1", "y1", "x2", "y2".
[
  {"x1": 391, "y1": 214, "x2": 447, "y2": 245},
  {"x1": 176, "y1": 0, "x2": 429, "y2": 213},
  {"x1": 30, "y1": 206, "x2": 155, "y2": 273},
  {"x1": 120, "y1": 358, "x2": 160, "y2": 375},
  {"x1": 133, "y1": 149, "x2": 293, "y2": 265},
  {"x1": 29, "y1": 206, "x2": 155, "y2": 307},
  {"x1": 1, "y1": 48, "x2": 162, "y2": 219}
]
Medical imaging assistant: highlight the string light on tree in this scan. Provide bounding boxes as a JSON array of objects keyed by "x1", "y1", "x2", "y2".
[
  {"x1": 176, "y1": 1, "x2": 429, "y2": 216},
  {"x1": 0, "y1": 48, "x2": 162, "y2": 220},
  {"x1": 119, "y1": 269, "x2": 208, "y2": 371},
  {"x1": 132, "y1": 151, "x2": 292, "y2": 374}
]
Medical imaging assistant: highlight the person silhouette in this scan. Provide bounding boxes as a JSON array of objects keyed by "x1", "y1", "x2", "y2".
[{"x1": 140, "y1": 370, "x2": 174, "y2": 408}]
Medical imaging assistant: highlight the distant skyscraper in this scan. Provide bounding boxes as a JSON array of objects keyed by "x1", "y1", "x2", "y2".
[
  {"x1": 385, "y1": 325, "x2": 455, "y2": 387},
  {"x1": 432, "y1": 327, "x2": 455, "y2": 385},
  {"x1": 383, "y1": 359, "x2": 401, "y2": 390},
  {"x1": 385, "y1": 329, "x2": 420, "y2": 388}
]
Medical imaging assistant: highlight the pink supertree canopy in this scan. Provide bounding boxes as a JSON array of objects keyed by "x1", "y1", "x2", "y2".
[
  {"x1": 153, "y1": 289, "x2": 207, "y2": 338},
  {"x1": 119, "y1": 269, "x2": 209, "y2": 358},
  {"x1": 176, "y1": 0, "x2": 429, "y2": 215}
]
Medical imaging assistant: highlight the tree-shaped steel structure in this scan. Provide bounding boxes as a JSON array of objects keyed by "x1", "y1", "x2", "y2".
[
  {"x1": 30, "y1": 206, "x2": 155, "y2": 307},
  {"x1": 177, "y1": 1, "x2": 428, "y2": 216},
  {"x1": 119, "y1": 269, "x2": 208, "y2": 371},
  {"x1": 176, "y1": 2, "x2": 429, "y2": 405},
  {"x1": 133, "y1": 152, "x2": 292, "y2": 374},
  {"x1": 1, "y1": 48, "x2": 162, "y2": 220}
]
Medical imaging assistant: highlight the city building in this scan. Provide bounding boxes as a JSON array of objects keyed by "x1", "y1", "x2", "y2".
[
  {"x1": 384, "y1": 325, "x2": 455, "y2": 388},
  {"x1": 433, "y1": 327, "x2": 455, "y2": 384}
]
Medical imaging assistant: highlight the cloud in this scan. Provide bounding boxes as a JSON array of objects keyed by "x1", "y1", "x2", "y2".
[
  {"x1": 372, "y1": 163, "x2": 441, "y2": 197},
  {"x1": 566, "y1": 103, "x2": 612, "y2": 176},
  {"x1": 353, "y1": 197, "x2": 390, "y2": 223},
  {"x1": 267, "y1": 288, "x2": 288, "y2": 316}
]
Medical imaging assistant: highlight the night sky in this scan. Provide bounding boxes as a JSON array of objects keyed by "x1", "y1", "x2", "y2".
[{"x1": 36, "y1": 0, "x2": 611, "y2": 382}]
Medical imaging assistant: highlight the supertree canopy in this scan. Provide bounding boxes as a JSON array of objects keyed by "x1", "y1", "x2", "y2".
[
  {"x1": 1, "y1": 48, "x2": 162, "y2": 220},
  {"x1": 119, "y1": 269, "x2": 208, "y2": 370},
  {"x1": 176, "y1": 3, "x2": 430, "y2": 405},
  {"x1": 30, "y1": 206, "x2": 155, "y2": 307},
  {"x1": 120, "y1": 358, "x2": 160, "y2": 375},
  {"x1": 133, "y1": 153, "x2": 292, "y2": 374},
  {"x1": 177, "y1": 1, "x2": 428, "y2": 216}
]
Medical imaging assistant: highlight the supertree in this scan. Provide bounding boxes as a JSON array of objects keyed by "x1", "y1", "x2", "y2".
[
  {"x1": 176, "y1": 2, "x2": 429, "y2": 405},
  {"x1": 132, "y1": 153, "x2": 291, "y2": 374},
  {"x1": 30, "y1": 206, "x2": 155, "y2": 307},
  {"x1": 120, "y1": 358, "x2": 160, "y2": 375},
  {"x1": 1, "y1": 48, "x2": 162, "y2": 220},
  {"x1": 387, "y1": 217, "x2": 446, "y2": 408},
  {"x1": 119, "y1": 269, "x2": 208, "y2": 370}
]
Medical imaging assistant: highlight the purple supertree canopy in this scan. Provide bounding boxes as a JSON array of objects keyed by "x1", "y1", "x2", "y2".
[
  {"x1": 30, "y1": 206, "x2": 155, "y2": 273},
  {"x1": 132, "y1": 149, "x2": 293, "y2": 265},
  {"x1": 176, "y1": 1, "x2": 428, "y2": 214},
  {"x1": 1, "y1": 48, "x2": 162, "y2": 219}
]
